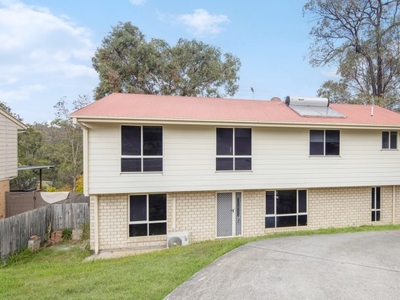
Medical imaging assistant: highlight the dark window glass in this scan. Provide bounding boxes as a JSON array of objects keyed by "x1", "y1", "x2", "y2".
[
  {"x1": 276, "y1": 216, "x2": 297, "y2": 227},
  {"x1": 122, "y1": 126, "x2": 141, "y2": 155},
  {"x1": 276, "y1": 190, "x2": 297, "y2": 214},
  {"x1": 376, "y1": 211, "x2": 381, "y2": 221},
  {"x1": 376, "y1": 187, "x2": 381, "y2": 209},
  {"x1": 143, "y1": 126, "x2": 163, "y2": 156},
  {"x1": 121, "y1": 158, "x2": 141, "y2": 172},
  {"x1": 382, "y1": 132, "x2": 389, "y2": 149},
  {"x1": 217, "y1": 128, "x2": 233, "y2": 155},
  {"x1": 266, "y1": 191, "x2": 275, "y2": 214},
  {"x1": 310, "y1": 130, "x2": 324, "y2": 155},
  {"x1": 371, "y1": 188, "x2": 375, "y2": 209},
  {"x1": 371, "y1": 211, "x2": 375, "y2": 222},
  {"x1": 298, "y1": 190, "x2": 307, "y2": 213},
  {"x1": 143, "y1": 158, "x2": 163, "y2": 172},
  {"x1": 298, "y1": 215, "x2": 307, "y2": 226},
  {"x1": 216, "y1": 158, "x2": 233, "y2": 170},
  {"x1": 129, "y1": 224, "x2": 147, "y2": 237},
  {"x1": 325, "y1": 130, "x2": 340, "y2": 155},
  {"x1": 390, "y1": 132, "x2": 397, "y2": 149},
  {"x1": 235, "y1": 158, "x2": 251, "y2": 170},
  {"x1": 130, "y1": 195, "x2": 147, "y2": 221},
  {"x1": 149, "y1": 223, "x2": 167, "y2": 235},
  {"x1": 235, "y1": 128, "x2": 251, "y2": 155},
  {"x1": 149, "y1": 194, "x2": 166, "y2": 221},
  {"x1": 265, "y1": 217, "x2": 275, "y2": 228}
]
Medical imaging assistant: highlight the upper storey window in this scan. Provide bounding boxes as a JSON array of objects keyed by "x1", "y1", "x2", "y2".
[
  {"x1": 216, "y1": 128, "x2": 252, "y2": 171},
  {"x1": 310, "y1": 130, "x2": 340, "y2": 156},
  {"x1": 121, "y1": 126, "x2": 163, "y2": 172},
  {"x1": 382, "y1": 131, "x2": 397, "y2": 150}
]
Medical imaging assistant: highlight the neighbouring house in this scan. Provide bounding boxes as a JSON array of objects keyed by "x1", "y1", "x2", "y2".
[
  {"x1": 70, "y1": 93, "x2": 400, "y2": 254},
  {"x1": 0, "y1": 108, "x2": 26, "y2": 219}
]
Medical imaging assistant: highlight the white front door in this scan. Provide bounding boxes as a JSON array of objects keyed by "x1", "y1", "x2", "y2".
[{"x1": 216, "y1": 192, "x2": 242, "y2": 237}]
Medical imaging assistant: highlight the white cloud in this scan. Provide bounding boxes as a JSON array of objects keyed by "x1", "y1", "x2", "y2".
[
  {"x1": 177, "y1": 9, "x2": 230, "y2": 37},
  {"x1": 0, "y1": 0, "x2": 98, "y2": 123},
  {"x1": 129, "y1": 0, "x2": 146, "y2": 5}
]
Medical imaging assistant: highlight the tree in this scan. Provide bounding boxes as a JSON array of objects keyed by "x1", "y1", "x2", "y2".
[
  {"x1": 51, "y1": 95, "x2": 90, "y2": 191},
  {"x1": 92, "y1": 22, "x2": 241, "y2": 99},
  {"x1": 304, "y1": 0, "x2": 400, "y2": 109},
  {"x1": 0, "y1": 100, "x2": 22, "y2": 121}
]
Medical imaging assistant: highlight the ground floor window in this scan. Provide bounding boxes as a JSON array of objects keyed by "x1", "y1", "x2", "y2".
[
  {"x1": 371, "y1": 187, "x2": 381, "y2": 222},
  {"x1": 129, "y1": 194, "x2": 167, "y2": 237},
  {"x1": 265, "y1": 190, "x2": 307, "y2": 228}
]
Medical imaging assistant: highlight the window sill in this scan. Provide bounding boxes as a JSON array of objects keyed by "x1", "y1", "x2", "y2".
[
  {"x1": 215, "y1": 170, "x2": 253, "y2": 173},
  {"x1": 309, "y1": 155, "x2": 341, "y2": 158},
  {"x1": 380, "y1": 149, "x2": 398, "y2": 151},
  {"x1": 121, "y1": 172, "x2": 164, "y2": 175}
]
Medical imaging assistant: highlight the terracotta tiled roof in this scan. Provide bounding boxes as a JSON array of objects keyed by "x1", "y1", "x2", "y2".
[{"x1": 70, "y1": 93, "x2": 400, "y2": 127}]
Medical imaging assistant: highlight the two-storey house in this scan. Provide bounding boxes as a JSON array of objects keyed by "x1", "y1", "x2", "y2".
[{"x1": 70, "y1": 93, "x2": 400, "y2": 253}]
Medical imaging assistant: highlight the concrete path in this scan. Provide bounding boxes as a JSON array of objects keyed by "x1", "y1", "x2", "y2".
[{"x1": 165, "y1": 230, "x2": 400, "y2": 300}]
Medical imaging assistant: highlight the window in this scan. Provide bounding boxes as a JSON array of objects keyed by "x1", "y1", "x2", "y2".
[
  {"x1": 382, "y1": 131, "x2": 397, "y2": 149},
  {"x1": 216, "y1": 128, "x2": 251, "y2": 171},
  {"x1": 129, "y1": 194, "x2": 167, "y2": 237},
  {"x1": 121, "y1": 126, "x2": 163, "y2": 172},
  {"x1": 310, "y1": 130, "x2": 340, "y2": 155},
  {"x1": 371, "y1": 187, "x2": 381, "y2": 222},
  {"x1": 265, "y1": 190, "x2": 307, "y2": 228}
]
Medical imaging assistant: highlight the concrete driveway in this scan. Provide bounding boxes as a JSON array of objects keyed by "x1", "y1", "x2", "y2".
[{"x1": 165, "y1": 230, "x2": 400, "y2": 300}]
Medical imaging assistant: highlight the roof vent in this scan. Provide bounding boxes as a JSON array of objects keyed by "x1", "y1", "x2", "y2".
[{"x1": 285, "y1": 96, "x2": 345, "y2": 118}]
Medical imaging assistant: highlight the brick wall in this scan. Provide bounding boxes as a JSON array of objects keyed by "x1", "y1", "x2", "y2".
[
  {"x1": 168, "y1": 191, "x2": 215, "y2": 242},
  {"x1": 0, "y1": 180, "x2": 9, "y2": 219},
  {"x1": 90, "y1": 194, "x2": 166, "y2": 251},
  {"x1": 91, "y1": 186, "x2": 400, "y2": 251},
  {"x1": 242, "y1": 190, "x2": 265, "y2": 237}
]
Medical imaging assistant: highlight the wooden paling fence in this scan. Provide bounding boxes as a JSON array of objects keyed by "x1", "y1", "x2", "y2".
[{"x1": 0, "y1": 203, "x2": 89, "y2": 259}]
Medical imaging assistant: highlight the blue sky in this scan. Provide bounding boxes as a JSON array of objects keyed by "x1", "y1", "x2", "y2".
[{"x1": 0, "y1": 0, "x2": 335, "y2": 123}]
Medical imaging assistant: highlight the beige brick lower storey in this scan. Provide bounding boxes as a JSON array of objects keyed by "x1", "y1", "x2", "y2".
[
  {"x1": 0, "y1": 180, "x2": 9, "y2": 219},
  {"x1": 90, "y1": 186, "x2": 400, "y2": 251}
]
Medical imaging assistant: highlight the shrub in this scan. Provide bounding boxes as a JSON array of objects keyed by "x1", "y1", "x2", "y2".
[{"x1": 62, "y1": 228, "x2": 72, "y2": 240}]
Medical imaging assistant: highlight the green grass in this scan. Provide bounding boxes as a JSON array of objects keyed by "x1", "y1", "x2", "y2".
[{"x1": 1, "y1": 224, "x2": 399, "y2": 300}]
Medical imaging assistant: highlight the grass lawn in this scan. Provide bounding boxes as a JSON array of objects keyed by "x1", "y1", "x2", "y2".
[{"x1": 1, "y1": 225, "x2": 400, "y2": 300}]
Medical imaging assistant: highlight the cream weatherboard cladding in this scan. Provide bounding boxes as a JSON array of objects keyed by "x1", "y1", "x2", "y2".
[
  {"x1": 0, "y1": 113, "x2": 20, "y2": 180},
  {"x1": 86, "y1": 124, "x2": 400, "y2": 195}
]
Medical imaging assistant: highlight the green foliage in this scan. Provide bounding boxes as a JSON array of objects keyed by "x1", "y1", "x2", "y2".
[
  {"x1": 75, "y1": 174, "x2": 83, "y2": 193},
  {"x1": 93, "y1": 22, "x2": 241, "y2": 99},
  {"x1": 44, "y1": 186, "x2": 57, "y2": 192},
  {"x1": 62, "y1": 228, "x2": 73, "y2": 240},
  {"x1": 13, "y1": 96, "x2": 90, "y2": 192},
  {"x1": 50, "y1": 96, "x2": 90, "y2": 191},
  {"x1": 0, "y1": 100, "x2": 23, "y2": 121},
  {"x1": 80, "y1": 223, "x2": 90, "y2": 240},
  {"x1": 304, "y1": 0, "x2": 400, "y2": 109},
  {"x1": 1, "y1": 247, "x2": 33, "y2": 267},
  {"x1": 10, "y1": 170, "x2": 37, "y2": 191}
]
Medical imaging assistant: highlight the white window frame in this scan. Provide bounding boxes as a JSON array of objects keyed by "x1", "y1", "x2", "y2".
[
  {"x1": 121, "y1": 125, "x2": 163, "y2": 173},
  {"x1": 265, "y1": 189, "x2": 308, "y2": 228},
  {"x1": 128, "y1": 194, "x2": 167, "y2": 237},
  {"x1": 216, "y1": 127, "x2": 252, "y2": 171},
  {"x1": 381, "y1": 131, "x2": 397, "y2": 150},
  {"x1": 309, "y1": 129, "x2": 340, "y2": 156},
  {"x1": 371, "y1": 187, "x2": 381, "y2": 222}
]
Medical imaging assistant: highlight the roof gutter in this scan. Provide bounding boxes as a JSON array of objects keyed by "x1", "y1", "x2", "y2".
[{"x1": 71, "y1": 116, "x2": 400, "y2": 131}]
